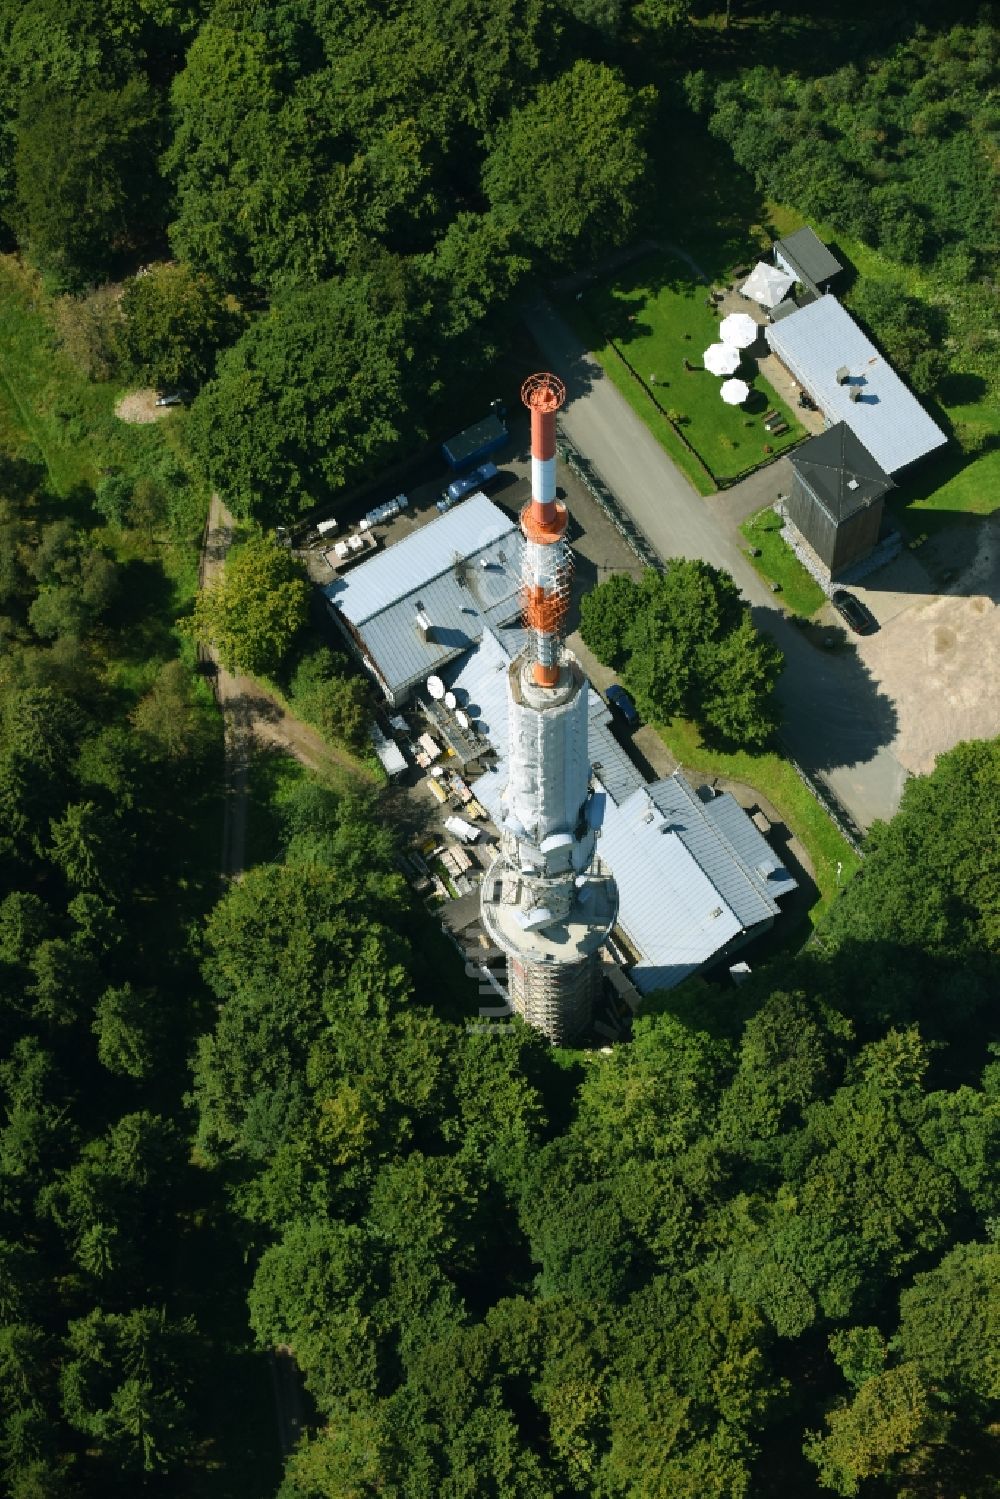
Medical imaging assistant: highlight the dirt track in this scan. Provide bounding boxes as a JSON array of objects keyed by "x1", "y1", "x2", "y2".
[
  {"x1": 114, "y1": 388, "x2": 171, "y2": 424},
  {"x1": 200, "y1": 494, "x2": 374, "y2": 878}
]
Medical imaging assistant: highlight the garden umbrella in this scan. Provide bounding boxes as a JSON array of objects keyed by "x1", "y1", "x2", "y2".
[
  {"x1": 703, "y1": 342, "x2": 741, "y2": 376},
  {"x1": 719, "y1": 312, "x2": 760, "y2": 349},
  {"x1": 720, "y1": 378, "x2": 751, "y2": 406},
  {"x1": 740, "y1": 262, "x2": 794, "y2": 309}
]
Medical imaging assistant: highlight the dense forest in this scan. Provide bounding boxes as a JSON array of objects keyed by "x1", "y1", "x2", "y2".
[
  {"x1": 195, "y1": 737, "x2": 999, "y2": 1498},
  {"x1": 1, "y1": 2, "x2": 994, "y2": 524},
  {"x1": 0, "y1": 1, "x2": 998, "y2": 1496}
]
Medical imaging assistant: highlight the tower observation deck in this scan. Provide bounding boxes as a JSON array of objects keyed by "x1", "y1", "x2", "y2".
[{"x1": 479, "y1": 374, "x2": 618, "y2": 1044}]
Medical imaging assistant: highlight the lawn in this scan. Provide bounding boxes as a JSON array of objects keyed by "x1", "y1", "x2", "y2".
[
  {"x1": 0, "y1": 255, "x2": 208, "y2": 618},
  {"x1": 740, "y1": 505, "x2": 827, "y2": 617},
  {"x1": 657, "y1": 715, "x2": 862, "y2": 926},
  {"x1": 0, "y1": 255, "x2": 188, "y2": 492},
  {"x1": 567, "y1": 251, "x2": 806, "y2": 486}
]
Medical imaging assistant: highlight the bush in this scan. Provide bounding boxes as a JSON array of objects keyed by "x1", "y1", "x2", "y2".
[
  {"x1": 286, "y1": 647, "x2": 369, "y2": 750},
  {"x1": 94, "y1": 475, "x2": 132, "y2": 528}
]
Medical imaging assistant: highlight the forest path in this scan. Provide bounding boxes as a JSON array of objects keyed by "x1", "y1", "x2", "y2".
[
  {"x1": 200, "y1": 494, "x2": 375, "y2": 879},
  {"x1": 198, "y1": 492, "x2": 311, "y2": 1457}
]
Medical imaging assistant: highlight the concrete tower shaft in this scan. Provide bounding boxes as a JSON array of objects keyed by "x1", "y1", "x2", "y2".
[{"x1": 480, "y1": 372, "x2": 618, "y2": 1045}]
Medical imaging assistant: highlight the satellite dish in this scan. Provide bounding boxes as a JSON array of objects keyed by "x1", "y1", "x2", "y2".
[
  {"x1": 444, "y1": 691, "x2": 457, "y2": 710},
  {"x1": 426, "y1": 676, "x2": 445, "y2": 700},
  {"x1": 455, "y1": 710, "x2": 470, "y2": 730}
]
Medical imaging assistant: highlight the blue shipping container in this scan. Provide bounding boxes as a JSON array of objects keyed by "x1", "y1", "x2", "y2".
[
  {"x1": 441, "y1": 414, "x2": 508, "y2": 471},
  {"x1": 446, "y1": 461, "x2": 499, "y2": 503}
]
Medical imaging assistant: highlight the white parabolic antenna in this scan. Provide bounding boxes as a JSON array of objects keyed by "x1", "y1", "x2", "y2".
[
  {"x1": 427, "y1": 675, "x2": 445, "y2": 700},
  {"x1": 456, "y1": 709, "x2": 470, "y2": 729},
  {"x1": 444, "y1": 691, "x2": 457, "y2": 710}
]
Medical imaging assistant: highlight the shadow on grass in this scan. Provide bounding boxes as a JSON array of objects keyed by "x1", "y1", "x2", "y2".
[{"x1": 890, "y1": 438, "x2": 1000, "y2": 526}]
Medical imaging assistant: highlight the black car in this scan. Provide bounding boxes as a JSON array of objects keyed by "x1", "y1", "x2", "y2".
[
  {"x1": 831, "y1": 589, "x2": 878, "y2": 635},
  {"x1": 606, "y1": 684, "x2": 641, "y2": 729}
]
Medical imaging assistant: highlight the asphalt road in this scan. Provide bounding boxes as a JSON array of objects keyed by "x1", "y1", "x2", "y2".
[{"x1": 526, "y1": 296, "x2": 909, "y2": 831}]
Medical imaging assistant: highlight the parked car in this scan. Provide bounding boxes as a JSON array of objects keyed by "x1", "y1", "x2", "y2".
[
  {"x1": 831, "y1": 588, "x2": 878, "y2": 635},
  {"x1": 155, "y1": 391, "x2": 185, "y2": 407},
  {"x1": 606, "y1": 684, "x2": 641, "y2": 729},
  {"x1": 445, "y1": 461, "x2": 499, "y2": 504}
]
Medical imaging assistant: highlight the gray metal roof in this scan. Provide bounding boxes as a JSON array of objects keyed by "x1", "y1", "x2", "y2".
[
  {"x1": 791, "y1": 422, "x2": 893, "y2": 523},
  {"x1": 587, "y1": 696, "x2": 646, "y2": 806},
  {"x1": 765, "y1": 297, "x2": 947, "y2": 474},
  {"x1": 324, "y1": 494, "x2": 522, "y2": 702},
  {"x1": 597, "y1": 785, "x2": 745, "y2": 992},
  {"x1": 445, "y1": 630, "x2": 795, "y2": 995},
  {"x1": 702, "y1": 792, "x2": 798, "y2": 902},
  {"x1": 773, "y1": 227, "x2": 842, "y2": 288},
  {"x1": 645, "y1": 775, "x2": 783, "y2": 932}
]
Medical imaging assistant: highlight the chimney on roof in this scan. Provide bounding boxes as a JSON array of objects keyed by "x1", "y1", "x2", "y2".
[
  {"x1": 836, "y1": 366, "x2": 850, "y2": 385},
  {"x1": 415, "y1": 605, "x2": 433, "y2": 641},
  {"x1": 849, "y1": 387, "x2": 862, "y2": 403}
]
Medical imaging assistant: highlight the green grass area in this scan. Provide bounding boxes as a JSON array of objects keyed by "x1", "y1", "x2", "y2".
[
  {"x1": 657, "y1": 715, "x2": 862, "y2": 924},
  {"x1": 568, "y1": 320, "x2": 717, "y2": 496},
  {"x1": 0, "y1": 255, "x2": 187, "y2": 491},
  {"x1": 0, "y1": 255, "x2": 208, "y2": 629},
  {"x1": 566, "y1": 251, "x2": 806, "y2": 486},
  {"x1": 740, "y1": 505, "x2": 827, "y2": 617}
]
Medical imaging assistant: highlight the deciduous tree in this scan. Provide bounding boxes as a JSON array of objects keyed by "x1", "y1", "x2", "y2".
[
  {"x1": 483, "y1": 61, "x2": 655, "y2": 267},
  {"x1": 9, "y1": 77, "x2": 163, "y2": 288},
  {"x1": 119, "y1": 261, "x2": 242, "y2": 390},
  {"x1": 184, "y1": 534, "x2": 308, "y2": 676}
]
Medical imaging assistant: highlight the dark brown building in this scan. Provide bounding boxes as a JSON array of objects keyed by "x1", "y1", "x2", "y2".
[{"x1": 788, "y1": 423, "x2": 893, "y2": 577}]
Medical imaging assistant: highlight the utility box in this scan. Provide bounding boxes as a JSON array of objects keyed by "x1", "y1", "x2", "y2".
[{"x1": 442, "y1": 415, "x2": 508, "y2": 471}]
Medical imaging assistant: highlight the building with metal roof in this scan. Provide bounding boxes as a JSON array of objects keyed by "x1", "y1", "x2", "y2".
[
  {"x1": 444, "y1": 628, "x2": 796, "y2": 996},
  {"x1": 772, "y1": 227, "x2": 843, "y2": 298},
  {"x1": 786, "y1": 423, "x2": 894, "y2": 578},
  {"x1": 324, "y1": 492, "x2": 522, "y2": 705},
  {"x1": 765, "y1": 296, "x2": 947, "y2": 475}
]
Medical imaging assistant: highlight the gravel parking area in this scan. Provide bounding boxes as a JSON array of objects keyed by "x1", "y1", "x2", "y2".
[{"x1": 831, "y1": 518, "x2": 999, "y2": 777}]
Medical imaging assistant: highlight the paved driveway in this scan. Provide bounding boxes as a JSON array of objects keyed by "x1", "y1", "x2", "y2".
[{"x1": 526, "y1": 296, "x2": 910, "y2": 832}]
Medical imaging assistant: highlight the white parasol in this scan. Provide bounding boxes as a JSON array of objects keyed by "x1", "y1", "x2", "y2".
[
  {"x1": 719, "y1": 312, "x2": 760, "y2": 349},
  {"x1": 703, "y1": 342, "x2": 742, "y2": 376},
  {"x1": 739, "y1": 262, "x2": 795, "y2": 309},
  {"x1": 720, "y1": 378, "x2": 751, "y2": 406}
]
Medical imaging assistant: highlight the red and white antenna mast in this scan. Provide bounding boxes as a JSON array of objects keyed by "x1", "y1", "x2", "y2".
[{"x1": 520, "y1": 373, "x2": 570, "y2": 688}]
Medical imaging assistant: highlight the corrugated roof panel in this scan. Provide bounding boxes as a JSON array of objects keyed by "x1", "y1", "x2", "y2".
[
  {"x1": 587, "y1": 693, "x2": 646, "y2": 806},
  {"x1": 703, "y1": 793, "x2": 798, "y2": 901},
  {"x1": 326, "y1": 495, "x2": 522, "y2": 700},
  {"x1": 597, "y1": 791, "x2": 743, "y2": 993},
  {"x1": 765, "y1": 296, "x2": 946, "y2": 474},
  {"x1": 325, "y1": 493, "x2": 517, "y2": 624},
  {"x1": 645, "y1": 778, "x2": 779, "y2": 930}
]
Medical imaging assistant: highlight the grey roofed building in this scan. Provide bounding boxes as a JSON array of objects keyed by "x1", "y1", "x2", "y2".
[
  {"x1": 323, "y1": 492, "x2": 522, "y2": 705},
  {"x1": 445, "y1": 628, "x2": 796, "y2": 995},
  {"x1": 765, "y1": 296, "x2": 947, "y2": 475},
  {"x1": 791, "y1": 422, "x2": 894, "y2": 522},
  {"x1": 786, "y1": 425, "x2": 893, "y2": 579},
  {"x1": 772, "y1": 226, "x2": 843, "y2": 297}
]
